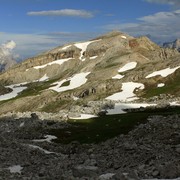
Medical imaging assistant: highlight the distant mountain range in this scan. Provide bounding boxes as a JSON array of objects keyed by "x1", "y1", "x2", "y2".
[
  {"x1": 0, "y1": 31, "x2": 179, "y2": 116},
  {"x1": 0, "y1": 40, "x2": 17, "y2": 72},
  {"x1": 163, "y1": 39, "x2": 180, "y2": 52}
]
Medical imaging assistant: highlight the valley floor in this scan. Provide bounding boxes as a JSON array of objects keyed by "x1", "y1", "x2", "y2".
[{"x1": 0, "y1": 113, "x2": 180, "y2": 179}]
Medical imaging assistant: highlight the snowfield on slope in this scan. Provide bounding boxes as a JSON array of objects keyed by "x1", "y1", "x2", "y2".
[
  {"x1": 33, "y1": 58, "x2": 72, "y2": 69},
  {"x1": 38, "y1": 74, "x2": 49, "y2": 82},
  {"x1": 49, "y1": 72, "x2": 90, "y2": 92},
  {"x1": 74, "y1": 39, "x2": 101, "y2": 61},
  {"x1": 0, "y1": 83, "x2": 27, "y2": 101},
  {"x1": 118, "y1": 62, "x2": 137, "y2": 73},
  {"x1": 61, "y1": 45, "x2": 72, "y2": 50},
  {"x1": 146, "y1": 66, "x2": 180, "y2": 78},
  {"x1": 112, "y1": 62, "x2": 137, "y2": 80},
  {"x1": 106, "y1": 82, "x2": 144, "y2": 102},
  {"x1": 0, "y1": 74, "x2": 50, "y2": 101},
  {"x1": 112, "y1": 74, "x2": 124, "y2": 80}
]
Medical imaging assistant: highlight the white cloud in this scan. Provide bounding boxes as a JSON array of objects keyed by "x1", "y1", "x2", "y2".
[
  {"x1": 27, "y1": 9, "x2": 94, "y2": 18},
  {"x1": 103, "y1": 9, "x2": 180, "y2": 42},
  {"x1": 0, "y1": 33, "x2": 58, "y2": 59},
  {"x1": 144, "y1": 0, "x2": 180, "y2": 7},
  {"x1": 0, "y1": 40, "x2": 18, "y2": 61},
  {"x1": 138, "y1": 9, "x2": 180, "y2": 23}
]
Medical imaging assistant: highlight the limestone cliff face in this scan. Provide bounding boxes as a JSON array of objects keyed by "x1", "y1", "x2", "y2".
[
  {"x1": 0, "y1": 31, "x2": 180, "y2": 114},
  {"x1": 163, "y1": 39, "x2": 180, "y2": 52}
]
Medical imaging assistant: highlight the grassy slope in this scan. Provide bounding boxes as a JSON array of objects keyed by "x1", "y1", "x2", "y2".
[{"x1": 143, "y1": 71, "x2": 180, "y2": 98}]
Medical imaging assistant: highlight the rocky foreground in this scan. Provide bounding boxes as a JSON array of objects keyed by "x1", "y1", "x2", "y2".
[{"x1": 0, "y1": 114, "x2": 180, "y2": 180}]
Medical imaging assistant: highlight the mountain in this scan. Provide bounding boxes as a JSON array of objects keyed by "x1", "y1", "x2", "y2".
[
  {"x1": 1, "y1": 31, "x2": 180, "y2": 180},
  {"x1": 0, "y1": 31, "x2": 179, "y2": 116},
  {"x1": 0, "y1": 40, "x2": 17, "y2": 72},
  {"x1": 163, "y1": 39, "x2": 180, "y2": 52}
]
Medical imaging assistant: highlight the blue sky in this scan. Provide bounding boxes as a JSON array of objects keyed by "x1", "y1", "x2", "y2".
[{"x1": 0, "y1": 0, "x2": 180, "y2": 59}]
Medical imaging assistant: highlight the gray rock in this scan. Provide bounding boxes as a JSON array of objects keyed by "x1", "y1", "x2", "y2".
[
  {"x1": 30, "y1": 113, "x2": 39, "y2": 119},
  {"x1": 99, "y1": 173, "x2": 115, "y2": 180},
  {"x1": 152, "y1": 170, "x2": 159, "y2": 177},
  {"x1": 73, "y1": 165, "x2": 98, "y2": 178},
  {"x1": 175, "y1": 144, "x2": 180, "y2": 153},
  {"x1": 112, "y1": 171, "x2": 140, "y2": 180}
]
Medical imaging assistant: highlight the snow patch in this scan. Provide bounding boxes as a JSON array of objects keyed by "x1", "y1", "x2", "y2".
[
  {"x1": 72, "y1": 96, "x2": 79, "y2": 101},
  {"x1": 0, "y1": 83, "x2": 27, "y2": 101},
  {"x1": 33, "y1": 135, "x2": 57, "y2": 143},
  {"x1": 8, "y1": 165, "x2": 23, "y2": 174},
  {"x1": 28, "y1": 144, "x2": 55, "y2": 154},
  {"x1": 38, "y1": 74, "x2": 49, "y2": 82},
  {"x1": 62, "y1": 45, "x2": 71, "y2": 50},
  {"x1": 106, "y1": 82, "x2": 144, "y2": 102},
  {"x1": 118, "y1": 62, "x2": 137, "y2": 73},
  {"x1": 146, "y1": 66, "x2": 180, "y2": 78},
  {"x1": 49, "y1": 72, "x2": 90, "y2": 92},
  {"x1": 90, "y1": 56, "x2": 98, "y2": 60},
  {"x1": 74, "y1": 39, "x2": 101, "y2": 61},
  {"x1": 112, "y1": 62, "x2": 137, "y2": 79},
  {"x1": 121, "y1": 35, "x2": 127, "y2": 39},
  {"x1": 33, "y1": 58, "x2": 72, "y2": 69},
  {"x1": 107, "y1": 103, "x2": 156, "y2": 115},
  {"x1": 157, "y1": 83, "x2": 165, "y2": 88},
  {"x1": 112, "y1": 74, "x2": 124, "y2": 80},
  {"x1": 170, "y1": 102, "x2": 180, "y2": 106},
  {"x1": 70, "y1": 114, "x2": 98, "y2": 119}
]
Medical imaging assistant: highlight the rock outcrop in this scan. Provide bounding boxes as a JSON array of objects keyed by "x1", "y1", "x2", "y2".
[{"x1": 163, "y1": 39, "x2": 180, "y2": 52}]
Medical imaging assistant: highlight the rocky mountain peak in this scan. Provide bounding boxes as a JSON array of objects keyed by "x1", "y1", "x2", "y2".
[
  {"x1": 0, "y1": 31, "x2": 179, "y2": 84},
  {"x1": 163, "y1": 38, "x2": 180, "y2": 52},
  {"x1": 96, "y1": 30, "x2": 132, "y2": 39}
]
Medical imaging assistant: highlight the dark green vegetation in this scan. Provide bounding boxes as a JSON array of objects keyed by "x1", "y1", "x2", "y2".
[
  {"x1": 18, "y1": 78, "x2": 59, "y2": 98},
  {"x1": 0, "y1": 78, "x2": 60, "y2": 105},
  {"x1": 0, "y1": 85, "x2": 12, "y2": 95},
  {"x1": 49, "y1": 106, "x2": 180, "y2": 144},
  {"x1": 41, "y1": 99, "x2": 71, "y2": 112},
  {"x1": 60, "y1": 80, "x2": 70, "y2": 87},
  {"x1": 143, "y1": 71, "x2": 180, "y2": 98}
]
